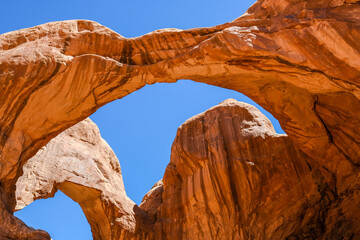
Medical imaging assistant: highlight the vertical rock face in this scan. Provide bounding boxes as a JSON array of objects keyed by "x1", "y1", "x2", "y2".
[
  {"x1": 141, "y1": 99, "x2": 359, "y2": 239},
  {"x1": 155, "y1": 99, "x2": 315, "y2": 239}
]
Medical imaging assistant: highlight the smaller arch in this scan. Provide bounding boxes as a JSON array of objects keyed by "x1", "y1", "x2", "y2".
[
  {"x1": 15, "y1": 118, "x2": 138, "y2": 239},
  {"x1": 14, "y1": 191, "x2": 92, "y2": 240}
]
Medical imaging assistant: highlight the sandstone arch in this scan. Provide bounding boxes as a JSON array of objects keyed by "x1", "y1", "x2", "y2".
[
  {"x1": 13, "y1": 99, "x2": 358, "y2": 239},
  {"x1": 0, "y1": 0, "x2": 359, "y2": 239},
  {"x1": 15, "y1": 118, "x2": 148, "y2": 240}
]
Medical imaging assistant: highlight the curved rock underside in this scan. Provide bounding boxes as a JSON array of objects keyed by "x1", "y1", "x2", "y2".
[
  {"x1": 15, "y1": 118, "x2": 139, "y2": 239},
  {"x1": 0, "y1": 0, "x2": 359, "y2": 239}
]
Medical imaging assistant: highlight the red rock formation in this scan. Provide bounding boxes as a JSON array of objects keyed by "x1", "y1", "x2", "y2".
[
  {"x1": 140, "y1": 180, "x2": 164, "y2": 224},
  {"x1": 0, "y1": 0, "x2": 359, "y2": 238},
  {"x1": 15, "y1": 118, "x2": 139, "y2": 239},
  {"x1": 154, "y1": 99, "x2": 341, "y2": 239},
  {"x1": 14, "y1": 100, "x2": 360, "y2": 239}
]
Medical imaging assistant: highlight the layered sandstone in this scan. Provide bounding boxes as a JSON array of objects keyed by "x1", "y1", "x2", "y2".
[
  {"x1": 153, "y1": 99, "x2": 360, "y2": 239},
  {"x1": 0, "y1": 0, "x2": 359, "y2": 239}
]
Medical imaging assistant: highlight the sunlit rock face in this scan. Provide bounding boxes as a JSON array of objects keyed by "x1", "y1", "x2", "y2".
[
  {"x1": 15, "y1": 118, "x2": 140, "y2": 240},
  {"x1": 0, "y1": 0, "x2": 360, "y2": 238},
  {"x1": 158, "y1": 99, "x2": 311, "y2": 239},
  {"x1": 152, "y1": 99, "x2": 340, "y2": 239},
  {"x1": 13, "y1": 100, "x2": 360, "y2": 239}
]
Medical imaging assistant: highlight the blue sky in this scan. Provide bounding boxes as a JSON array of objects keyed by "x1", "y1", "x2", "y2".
[{"x1": 1, "y1": 0, "x2": 285, "y2": 239}]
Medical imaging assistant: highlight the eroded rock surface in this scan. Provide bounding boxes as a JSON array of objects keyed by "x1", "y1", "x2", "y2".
[
  {"x1": 15, "y1": 118, "x2": 141, "y2": 239},
  {"x1": 0, "y1": 0, "x2": 359, "y2": 239},
  {"x1": 154, "y1": 99, "x2": 354, "y2": 239},
  {"x1": 14, "y1": 100, "x2": 360, "y2": 239}
]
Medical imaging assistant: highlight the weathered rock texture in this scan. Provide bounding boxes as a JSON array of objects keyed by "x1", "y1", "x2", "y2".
[
  {"x1": 15, "y1": 100, "x2": 360, "y2": 239},
  {"x1": 0, "y1": 0, "x2": 359, "y2": 238},
  {"x1": 155, "y1": 99, "x2": 345, "y2": 239},
  {"x1": 15, "y1": 118, "x2": 140, "y2": 239}
]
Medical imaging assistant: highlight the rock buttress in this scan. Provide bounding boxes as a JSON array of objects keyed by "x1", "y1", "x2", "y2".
[{"x1": 151, "y1": 99, "x2": 348, "y2": 239}]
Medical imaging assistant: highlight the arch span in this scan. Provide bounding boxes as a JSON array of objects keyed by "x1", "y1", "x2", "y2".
[
  {"x1": 14, "y1": 191, "x2": 92, "y2": 240},
  {"x1": 0, "y1": 0, "x2": 359, "y2": 239},
  {"x1": 14, "y1": 118, "x2": 138, "y2": 240}
]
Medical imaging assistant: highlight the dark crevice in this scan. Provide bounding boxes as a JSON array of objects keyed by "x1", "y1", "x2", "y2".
[
  {"x1": 305, "y1": 158, "x2": 313, "y2": 171},
  {"x1": 313, "y1": 95, "x2": 360, "y2": 167},
  {"x1": 313, "y1": 95, "x2": 333, "y2": 143},
  {"x1": 61, "y1": 37, "x2": 71, "y2": 54},
  {"x1": 119, "y1": 41, "x2": 136, "y2": 65},
  {"x1": 286, "y1": 168, "x2": 338, "y2": 240}
]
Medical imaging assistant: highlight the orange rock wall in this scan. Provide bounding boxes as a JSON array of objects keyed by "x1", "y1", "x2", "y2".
[{"x1": 153, "y1": 99, "x2": 355, "y2": 239}]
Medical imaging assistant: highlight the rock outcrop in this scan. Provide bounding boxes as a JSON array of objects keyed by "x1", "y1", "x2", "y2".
[
  {"x1": 15, "y1": 118, "x2": 140, "y2": 240},
  {"x1": 0, "y1": 0, "x2": 359, "y2": 239},
  {"x1": 154, "y1": 99, "x2": 350, "y2": 239},
  {"x1": 15, "y1": 99, "x2": 360, "y2": 239}
]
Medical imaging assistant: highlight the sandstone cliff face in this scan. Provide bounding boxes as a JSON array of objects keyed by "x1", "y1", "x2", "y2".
[
  {"x1": 157, "y1": 99, "x2": 311, "y2": 239},
  {"x1": 0, "y1": 0, "x2": 359, "y2": 239},
  {"x1": 154, "y1": 99, "x2": 347, "y2": 239}
]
